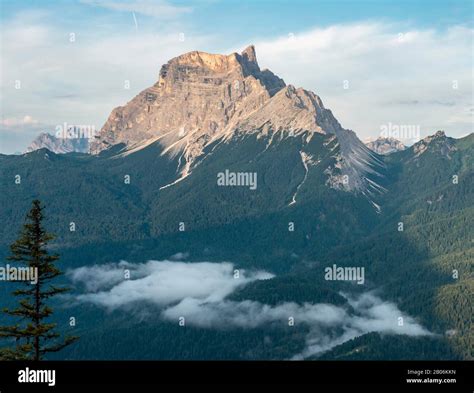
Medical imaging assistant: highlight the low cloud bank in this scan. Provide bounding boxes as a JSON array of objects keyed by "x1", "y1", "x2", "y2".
[
  {"x1": 69, "y1": 260, "x2": 273, "y2": 309},
  {"x1": 68, "y1": 260, "x2": 430, "y2": 358},
  {"x1": 295, "y1": 292, "x2": 431, "y2": 358}
]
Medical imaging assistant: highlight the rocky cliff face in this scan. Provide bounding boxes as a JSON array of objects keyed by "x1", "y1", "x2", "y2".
[
  {"x1": 91, "y1": 46, "x2": 284, "y2": 153},
  {"x1": 91, "y1": 45, "x2": 384, "y2": 194}
]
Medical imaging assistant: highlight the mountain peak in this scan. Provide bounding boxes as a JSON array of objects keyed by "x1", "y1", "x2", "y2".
[
  {"x1": 174, "y1": 50, "x2": 239, "y2": 70},
  {"x1": 158, "y1": 45, "x2": 261, "y2": 84},
  {"x1": 365, "y1": 137, "x2": 406, "y2": 155},
  {"x1": 413, "y1": 130, "x2": 455, "y2": 158},
  {"x1": 419, "y1": 130, "x2": 448, "y2": 145},
  {"x1": 91, "y1": 46, "x2": 287, "y2": 154},
  {"x1": 90, "y1": 46, "x2": 383, "y2": 195},
  {"x1": 27, "y1": 132, "x2": 89, "y2": 154},
  {"x1": 241, "y1": 45, "x2": 257, "y2": 63}
]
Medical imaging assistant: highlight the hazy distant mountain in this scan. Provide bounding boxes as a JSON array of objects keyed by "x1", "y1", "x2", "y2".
[
  {"x1": 365, "y1": 137, "x2": 406, "y2": 155},
  {"x1": 26, "y1": 132, "x2": 89, "y2": 154}
]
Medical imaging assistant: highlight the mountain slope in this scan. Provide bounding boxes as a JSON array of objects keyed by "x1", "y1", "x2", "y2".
[
  {"x1": 0, "y1": 46, "x2": 472, "y2": 361},
  {"x1": 91, "y1": 46, "x2": 385, "y2": 194},
  {"x1": 0, "y1": 131, "x2": 381, "y2": 272}
]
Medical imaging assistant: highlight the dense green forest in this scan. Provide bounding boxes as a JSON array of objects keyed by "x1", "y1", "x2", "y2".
[{"x1": 0, "y1": 132, "x2": 472, "y2": 360}]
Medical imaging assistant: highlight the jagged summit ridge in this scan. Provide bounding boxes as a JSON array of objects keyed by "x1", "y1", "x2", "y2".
[
  {"x1": 91, "y1": 46, "x2": 284, "y2": 156},
  {"x1": 412, "y1": 130, "x2": 456, "y2": 158},
  {"x1": 90, "y1": 46, "x2": 337, "y2": 155},
  {"x1": 27, "y1": 132, "x2": 89, "y2": 154},
  {"x1": 157, "y1": 45, "x2": 284, "y2": 96},
  {"x1": 365, "y1": 137, "x2": 406, "y2": 155},
  {"x1": 90, "y1": 45, "x2": 384, "y2": 195}
]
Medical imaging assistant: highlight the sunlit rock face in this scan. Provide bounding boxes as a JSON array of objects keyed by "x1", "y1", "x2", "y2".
[{"x1": 90, "y1": 45, "x2": 384, "y2": 194}]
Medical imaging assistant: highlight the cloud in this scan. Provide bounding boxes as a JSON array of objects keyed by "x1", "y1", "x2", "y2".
[
  {"x1": 0, "y1": 9, "x2": 214, "y2": 153},
  {"x1": 162, "y1": 298, "x2": 347, "y2": 329},
  {"x1": 161, "y1": 291, "x2": 431, "y2": 358},
  {"x1": 0, "y1": 116, "x2": 52, "y2": 153},
  {"x1": 69, "y1": 260, "x2": 431, "y2": 358},
  {"x1": 69, "y1": 260, "x2": 274, "y2": 309},
  {"x1": 248, "y1": 23, "x2": 473, "y2": 142},
  {"x1": 0, "y1": 115, "x2": 39, "y2": 127},
  {"x1": 3, "y1": 11, "x2": 471, "y2": 153},
  {"x1": 80, "y1": 0, "x2": 192, "y2": 18},
  {"x1": 296, "y1": 292, "x2": 431, "y2": 358},
  {"x1": 169, "y1": 252, "x2": 189, "y2": 260},
  {"x1": 68, "y1": 261, "x2": 133, "y2": 292}
]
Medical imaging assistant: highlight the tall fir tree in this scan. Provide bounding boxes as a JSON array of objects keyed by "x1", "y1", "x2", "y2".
[{"x1": 0, "y1": 200, "x2": 78, "y2": 360}]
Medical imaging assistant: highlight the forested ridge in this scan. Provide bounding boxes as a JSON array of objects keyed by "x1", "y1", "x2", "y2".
[{"x1": 0, "y1": 132, "x2": 472, "y2": 360}]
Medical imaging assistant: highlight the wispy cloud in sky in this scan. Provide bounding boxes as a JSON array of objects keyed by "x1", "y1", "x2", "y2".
[
  {"x1": 0, "y1": 8, "x2": 211, "y2": 152},
  {"x1": 1, "y1": 2, "x2": 472, "y2": 153},
  {"x1": 250, "y1": 23, "x2": 473, "y2": 142},
  {"x1": 80, "y1": 0, "x2": 193, "y2": 18}
]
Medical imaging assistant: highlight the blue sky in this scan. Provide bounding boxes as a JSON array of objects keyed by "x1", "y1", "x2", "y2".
[
  {"x1": 0, "y1": 0, "x2": 472, "y2": 153},
  {"x1": 1, "y1": 0, "x2": 471, "y2": 33}
]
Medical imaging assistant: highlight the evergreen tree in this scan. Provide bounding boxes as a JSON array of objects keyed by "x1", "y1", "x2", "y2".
[{"x1": 0, "y1": 200, "x2": 77, "y2": 360}]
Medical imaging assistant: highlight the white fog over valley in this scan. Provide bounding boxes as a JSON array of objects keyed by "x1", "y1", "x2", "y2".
[{"x1": 67, "y1": 259, "x2": 431, "y2": 359}]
